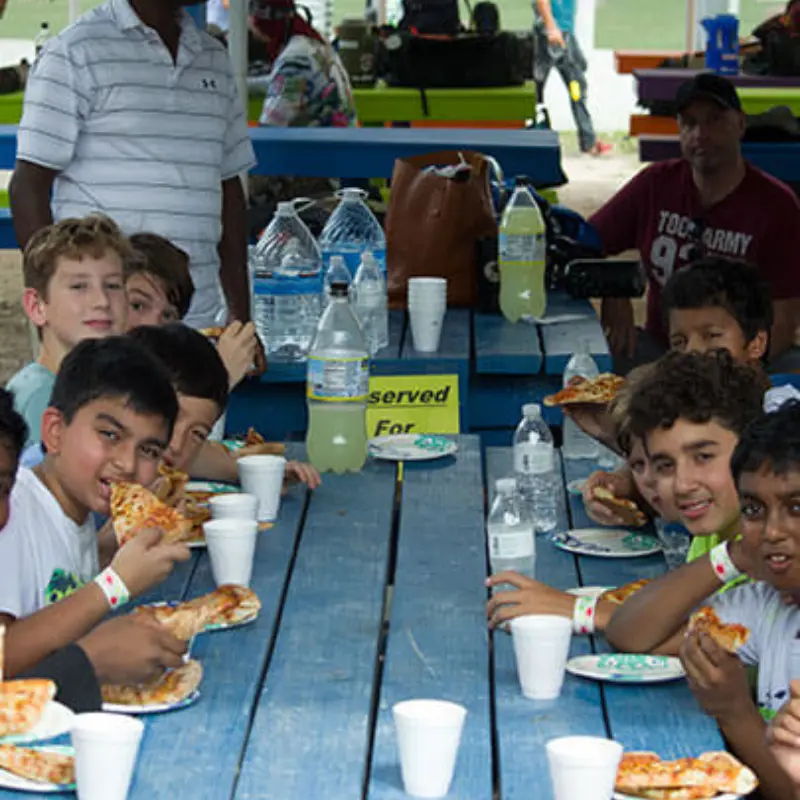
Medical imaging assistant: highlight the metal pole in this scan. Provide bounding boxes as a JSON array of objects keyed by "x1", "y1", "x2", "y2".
[
  {"x1": 685, "y1": 0, "x2": 695, "y2": 54},
  {"x1": 68, "y1": 0, "x2": 79, "y2": 24},
  {"x1": 229, "y1": 0, "x2": 249, "y2": 123}
]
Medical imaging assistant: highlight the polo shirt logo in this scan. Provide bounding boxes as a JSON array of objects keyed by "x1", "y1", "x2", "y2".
[{"x1": 202, "y1": 78, "x2": 218, "y2": 89}]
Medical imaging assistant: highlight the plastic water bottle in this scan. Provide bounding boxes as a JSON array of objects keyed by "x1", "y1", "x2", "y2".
[
  {"x1": 487, "y1": 478, "x2": 535, "y2": 578},
  {"x1": 562, "y1": 339, "x2": 601, "y2": 460},
  {"x1": 34, "y1": 22, "x2": 50, "y2": 56},
  {"x1": 513, "y1": 403, "x2": 558, "y2": 534},
  {"x1": 251, "y1": 202, "x2": 322, "y2": 362},
  {"x1": 498, "y1": 184, "x2": 547, "y2": 322},
  {"x1": 324, "y1": 255, "x2": 351, "y2": 305},
  {"x1": 306, "y1": 282, "x2": 369, "y2": 473},
  {"x1": 351, "y1": 251, "x2": 388, "y2": 356},
  {"x1": 319, "y1": 188, "x2": 386, "y2": 278}
]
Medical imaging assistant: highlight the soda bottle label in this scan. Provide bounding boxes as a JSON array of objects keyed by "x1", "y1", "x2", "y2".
[
  {"x1": 489, "y1": 530, "x2": 534, "y2": 559},
  {"x1": 499, "y1": 232, "x2": 539, "y2": 262},
  {"x1": 307, "y1": 356, "x2": 368, "y2": 401}
]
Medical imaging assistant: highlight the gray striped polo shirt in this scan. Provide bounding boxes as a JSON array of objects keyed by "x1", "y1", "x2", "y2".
[{"x1": 17, "y1": 0, "x2": 256, "y2": 328}]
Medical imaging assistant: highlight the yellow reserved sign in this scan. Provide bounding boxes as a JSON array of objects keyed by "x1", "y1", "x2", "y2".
[{"x1": 366, "y1": 375, "x2": 460, "y2": 437}]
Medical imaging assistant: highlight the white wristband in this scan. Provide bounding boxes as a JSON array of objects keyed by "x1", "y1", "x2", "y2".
[
  {"x1": 572, "y1": 594, "x2": 598, "y2": 635},
  {"x1": 709, "y1": 541, "x2": 742, "y2": 585},
  {"x1": 94, "y1": 567, "x2": 130, "y2": 610}
]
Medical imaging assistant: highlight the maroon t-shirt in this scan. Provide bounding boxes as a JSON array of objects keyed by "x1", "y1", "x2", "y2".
[{"x1": 589, "y1": 159, "x2": 800, "y2": 342}]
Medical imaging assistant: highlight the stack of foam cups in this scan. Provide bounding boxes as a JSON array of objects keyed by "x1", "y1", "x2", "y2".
[{"x1": 407, "y1": 278, "x2": 447, "y2": 353}]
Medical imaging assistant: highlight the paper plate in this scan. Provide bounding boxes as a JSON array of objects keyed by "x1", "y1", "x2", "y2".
[
  {"x1": 368, "y1": 435, "x2": 458, "y2": 462},
  {"x1": 1, "y1": 702, "x2": 75, "y2": 746},
  {"x1": 567, "y1": 654, "x2": 686, "y2": 684},
  {"x1": 566, "y1": 586, "x2": 612, "y2": 599},
  {"x1": 553, "y1": 528, "x2": 662, "y2": 558},
  {"x1": 185, "y1": 481, "x2": 238, "y2": 501},
  {"x1": 0, "y1": 745, "x2": 75, "y2": 793},
  {"x1": 566, "y1": 478, "x2": 587, "y2": 496},
  {"x1": 103, "y1": 689, "x2": 200, "y2": 716}
]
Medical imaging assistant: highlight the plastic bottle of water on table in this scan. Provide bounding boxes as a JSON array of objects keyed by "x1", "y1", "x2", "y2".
[
  {"x1": 513, "y1": 403, "x2": 558, "y2": 534},
  {"x1": 562, "y1": 338, "x2": 601, "y2": 461},
  {"x1": 487, "y1": 477, "x2": 535, "y2": 578},
  {"x1": 251, "y1": 202, "x2": 322, "y2": 362},
  {"x1": 306, "y1": 281, "x2": 369, "y2": 473},
  {"x1": 324, "y1": 255, "x2": 351, "y2": 308},
  {"x1": 319, "y1": 188, "x2": 386, "y2": 279},
  {"x1": 351, "y1": 251, "x2": 388, "y2": 356},
  {"x1": 499, "y1": 183, "x2": 547, "y2": 322}
]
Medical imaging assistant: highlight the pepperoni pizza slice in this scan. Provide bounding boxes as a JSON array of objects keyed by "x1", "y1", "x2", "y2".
[
  {"x1": 688, "y1": 607, "x2": 750, "y2": 654},
  {"x1": 591, "y1": 486, "x2": 648, "y2": 527},
  {"x1": 0, "y1": 679, "x2": 56, "y2": 738},
  {"x1": 110, "y1": 482, "x2": 195, "y2": 546},
  {"x1": 101, "y1": 659, "x2": 202, "y2": 708},
  {"x1": 599, "y1": 579, "x2": 651, "y2": 606},
  {"x1": 0, "y1": 745, "x2": 75, "y2": 786},
  {"x1": 543, "y1": 373, "x2": 626, "y2": 407}
]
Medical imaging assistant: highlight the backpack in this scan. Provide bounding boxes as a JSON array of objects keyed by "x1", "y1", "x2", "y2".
[{"x1": 398, "y1": 0, "x2": 462, "y2": 34}]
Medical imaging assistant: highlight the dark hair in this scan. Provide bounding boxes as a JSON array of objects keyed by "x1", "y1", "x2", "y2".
[
  {"x1": 662, "y1": 257, "x2": 773, "y2": 348},
  {"x1": 127, "y1": 233, "x2": 194, "y2": 319},
  {"x1": 732, "y1": 401, "x2": 800, "y2": 483},
  {"x1": 127, "y1": 324, "x2": 229, "y2": 412},
  {"x1": 627, "y1": 350, "x2": 767, "y2": 441},
  {"x1": 50, "y1": 337, "x2": 179, "y2": 434},
  {"x1": 0, "y1": 388, "x2": 28, "y2": 460}
]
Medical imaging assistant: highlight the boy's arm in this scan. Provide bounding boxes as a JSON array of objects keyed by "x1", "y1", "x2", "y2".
[
  {"x1": 189, "y1": 440, "x2": 239, "y2": 482},
  {"x1": 534, "y1": 0, "x2": 565, "y2": 46}
]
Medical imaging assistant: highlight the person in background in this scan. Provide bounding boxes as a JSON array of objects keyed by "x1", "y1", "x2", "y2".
[
  {"x1": 591, "y1": 73, "x2": 800, "y2": 371},
  {"x1": 207, "y1": 0, "x2": 229, "y2": 33},
  {"x1": 532, "y1": 0, "x2": 611, "y2": 156}
]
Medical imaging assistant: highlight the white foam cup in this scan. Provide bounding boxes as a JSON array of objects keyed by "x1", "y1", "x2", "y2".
[
  {"x1": 210, "y1": 492, "x2": 259, "y2": 521},
  {"x1": 71, "y1": 712, "x2": 144, "y2": 800},
  {"x1": 237, "y1": 454, "x2": 286, "y2": 521},
  {"x1": 409, "y1": 306, "x2": 446, "y2": 353},
  {"x1": 392, "y1": 699, "x2": 467, "y2": 798},
  {"x1": 203, "y1": 519, "x2": 259, "y2": 588},
  {"x1": 546, "y1": 736, "x2": 623, "y2": 800},
  {"x1": 510, "y1": 614, "x2": 573, "y2": 700}
]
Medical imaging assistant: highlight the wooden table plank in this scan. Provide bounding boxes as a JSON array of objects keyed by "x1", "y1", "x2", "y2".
[
  {"x1": 400, "y1": 308, "x2": 470, "y2": 370},
  {"x1": 473, "y1": 313, "x2": 543, "y2": 375},
  {"x1": 539, "y1": 294, "x2": 611, "y2": 375},
  {"x1": 561, "y1": 458, "x2": 726, "y2": 759},
  {"x1": 487, "y1": 448, "x2": 608, "y2": 800},
  {"x1": 367, "y1": 436, "x2": 493, "y2": 799},
  {"x1": 234, "y1": 459, "x2": 398, "y2": 799}
]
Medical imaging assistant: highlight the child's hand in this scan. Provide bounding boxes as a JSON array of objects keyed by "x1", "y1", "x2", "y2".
[
  {"x1": 582, "y1": 469, "x2": 635, "y2": 527},
  {"x1": 563, "y1": 405, "x2": 614, "y2": 449},
  {"x1": 284, "y1": 460, "x2": 321, "y2": 491},
  {"x1": 679, "y1": 629, "x2": 751, "y2": 724},
  {"x1": 78, "y1": 612, "x2": 187, "y2": 686},
  {"x1": 769, "y1": 681, "x2": 800, "y2": 785},
  {"x1": 217, "y1": 321, "x2": 259, "y2": 388},
  {"x1": 485, "y1": 572, "x2": 576, "y2": 630},
  {"x1": 110, "y1": 528, "x2": 192, "y2": 598}
]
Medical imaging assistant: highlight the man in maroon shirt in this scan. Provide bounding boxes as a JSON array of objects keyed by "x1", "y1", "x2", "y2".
[{"x1": 590, "y1": 73, "x2": 800, "y2": 369}]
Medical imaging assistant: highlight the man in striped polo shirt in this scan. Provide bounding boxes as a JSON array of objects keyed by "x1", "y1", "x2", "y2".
[{"x1": 10, "y1": 0, "x2": 256, "y2": 329}]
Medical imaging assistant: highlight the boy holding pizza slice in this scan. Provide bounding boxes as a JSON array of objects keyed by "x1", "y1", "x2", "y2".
[
  {"x1": 0, "y1": 337, "x2": 193, "y2": 678},
  {"x1": 608, "y1": 402, "x2": 800, "y2": 800}
]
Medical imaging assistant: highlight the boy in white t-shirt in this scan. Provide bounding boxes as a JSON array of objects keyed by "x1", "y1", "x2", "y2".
[{"x1": 0, "y1": 336, "x2": 191, "y2": 677}]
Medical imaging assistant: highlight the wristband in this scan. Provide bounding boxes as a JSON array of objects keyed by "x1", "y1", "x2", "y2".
[
  {"x1": 572, "y1": 594, "x2": 598, "y2": 635},
  {"x1": 709, "y1": 541, "x2": 742, "y2": 585},
  {"x1": 94, "y1": 567, "x2": 130, "y2": 610}
]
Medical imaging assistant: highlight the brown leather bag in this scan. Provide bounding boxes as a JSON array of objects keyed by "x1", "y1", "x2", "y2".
[{"x1": 385, "y1": 151, "x2": 498, "y2": 308}]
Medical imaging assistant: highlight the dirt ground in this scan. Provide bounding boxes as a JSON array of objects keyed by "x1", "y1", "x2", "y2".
[{"x1": 0, "y1": 146, "x2": 643, "y2": 384}]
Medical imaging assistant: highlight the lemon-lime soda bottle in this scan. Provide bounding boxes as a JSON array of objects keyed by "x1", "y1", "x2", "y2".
[
  {"x1": 498, "y1": 185, "x2": 547, "y2": 322},
  {"x1": 306, "y1": 282, "x2": 369, "y2": 473}
]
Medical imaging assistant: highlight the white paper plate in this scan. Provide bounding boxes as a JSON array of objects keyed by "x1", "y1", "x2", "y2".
[
  {"x1": 553, "y1": 528, "x2": 662, "y2": 558},
  {"x1": 0, "y1": 745, "x2": 75, "y2": 793},
  {"x1": 185, "y1": 481, "x2": 238, "y2": 500},
  {"x1": 566, "y1": 586, "x2": 612, "y2": 599},
  {"x1": 567, "y1": 478, "x2": 587, "y2": 496},
  {"x1": 368, "y1": 435, "x2": 458, "y2": 462},
  {"x1": 1, "y1": 702, "x2": 75, "y2": 746},
  {"x1": 567, "y1": 654, "x2": 686, "y2": 684},
  {"x1": 103, "y1": 689, "x2": 200, "y2": 716}
]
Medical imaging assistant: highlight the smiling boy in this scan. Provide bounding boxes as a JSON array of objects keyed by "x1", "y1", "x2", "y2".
[
  {"x1": 7, "y1": 215, "x2": 131, "y2": 447},
  {"x1": 0, "y1": 337, "x2": 191, "y2": 677}
]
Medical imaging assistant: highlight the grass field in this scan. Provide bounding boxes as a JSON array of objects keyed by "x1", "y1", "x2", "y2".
[{"x1": 0, "y1": 0, "x2": 788, "y2": 50}]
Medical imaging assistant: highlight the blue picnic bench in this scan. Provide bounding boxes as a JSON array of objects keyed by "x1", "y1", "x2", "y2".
[
  {"x1": 0, "y1": 438, "x2": 723, "y2": 799},
  {"x1": 227, "y1": 292, "x2": 611, "y2": 443}
]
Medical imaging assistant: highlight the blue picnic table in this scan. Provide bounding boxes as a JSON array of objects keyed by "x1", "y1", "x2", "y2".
[
  {"x1": 229, "y1": 293, "x2": 610, "y2": 443},
  {"x1": 0, "y1": 438, "x2": 724, "y2": 799}
]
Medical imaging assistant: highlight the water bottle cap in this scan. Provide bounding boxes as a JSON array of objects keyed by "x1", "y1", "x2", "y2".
[
  {"x1": 329, "y1": 281, "x2": 349, "y2": 298},
  {"x1": 522, "y1": 403, "x2": 541, "y2": 418},
  {"x1": 495, "y1": 478, "x2": 516, "y2": 494},
  {"x1": 337, "y1": 187, "x2": 368, "y2": 202},
  {"x1": 276, "y1": 201, "x2": 295, "y2": 215}
]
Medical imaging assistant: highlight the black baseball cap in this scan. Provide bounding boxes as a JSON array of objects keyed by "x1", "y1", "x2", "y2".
[{"x1": 675, "y1": 73, "x2": 742, "y2": 113}]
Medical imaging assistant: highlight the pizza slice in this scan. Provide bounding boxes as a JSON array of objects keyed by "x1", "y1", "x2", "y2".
[
  {"x1": 149, "y1": 605, "x2": 212, "y2": 641},
  {"x1": 110, "y1": 482, "x2": 195, "y2": 546},
  {"x1": 198, "y1": 326, "x2": 226, "y2": 341},
  {"x1": 0, "y1": 745, "x2": 75, "y2": 786},
  {"x1": 688, "y1": 607, "x2": 750, "y2": 654},
  {"x1": 187, "y1": 585, "x2": 261, "y2": 627},
  {"x1": 102, "y1": 660, "x2": 202, "y2": 708},
  {"x1": 696, "y1": 751, "x2": 758, "y2": 795},
  {"x1": 599, "y1": 579, "x2": 651, "y2": 606},
  {"x1": 618, "y1": 788, "x2": 718, "y2": 799},
  {"x1": 153, "y1": 464, "x2": 190, "y2": 506},
  {"x1": 543, "y1": 373, "x2": 626, "y2": 407},
  {"x1": 591, "y1": 486, "x2": 648, "y2": 527},
  {"x1": 245, "y1": 427, "x2": 265, "y2": 446},
  {"x1": 0, "y1": 679, "x2": 56, "y2": 738}
]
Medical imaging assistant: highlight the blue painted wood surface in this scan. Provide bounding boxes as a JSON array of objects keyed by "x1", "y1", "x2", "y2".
[
  {"x1": 234, "y1": 458, "x2": 398, "y2": 799},
  {"x1": 486, "y1": 448, "x2": 607, "y2": 800},
  {"x1": 0, "y1": 209, "x2": 14, "y2": 250},
  {"x1": 474, "y1": 313, "x2": 543, "y2": 375},
  {"x1": 368, "y1": 437, "x2": 492, "y2": 799}
]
